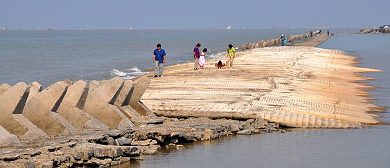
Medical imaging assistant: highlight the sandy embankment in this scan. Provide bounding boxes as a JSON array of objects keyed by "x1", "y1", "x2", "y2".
[{"x1": 141, "y1": 33, "x2": 383, "y2": 128}]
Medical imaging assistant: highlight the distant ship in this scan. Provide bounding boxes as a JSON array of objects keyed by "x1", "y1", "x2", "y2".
[
  {"x1": 45, "y1": 27, "x2": 55, "y2": 31},
  {"x1": 226, "y1": 25, "x2": 232, "y2": 30},
  {"x1": 0, "y1": 27, "x2": 7, "y2": 31}
]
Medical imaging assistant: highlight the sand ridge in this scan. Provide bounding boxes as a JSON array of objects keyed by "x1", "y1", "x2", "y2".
[{"x1": 141, "y1": 45, "x2": 382, "y2": 128}]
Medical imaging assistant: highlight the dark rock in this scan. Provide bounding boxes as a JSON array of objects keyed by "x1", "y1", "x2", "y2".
[
  {"x1": 237, "y1": 128, "x2": 254, "y2": 135},
  {"x1": 93, "y1": 145, "x2": 123, "y2": 158},
  {"x1": 0, "y1": 153, "x2": 20, "y2": 161},
  {"x1": 266, "y1": 123, "x2": 279, "y2": 131},
  {"x1": 25, "y1": 161, "x2": 35, "y2": 168},
  {"x1": 253, "y1": 118, "x2": 268, "y2": 129},
  {"x1": 107, "y1": 137, "x2": 115, "y2": 145},
  {"x1": 116, "y1": 137, "x2": 132, "y2": 146},
  {"x1": 169, "y1": 138, "x2": 179, "y2": 144},
  {"x1": 178, "y1": 131, "x2": 197, "y2": 142},
  {"x1": 73, "y1": 153, "x2": 82, "y2": 160},
  {"x1": 122, "y1": 146, "x2": 140, "y2": 157},
  {"x1": 47, "y1": 146, "x2": 62, "y2": 152},
  {"x1": 131, "y1": 139, "x2": 152, "y2": 146}
]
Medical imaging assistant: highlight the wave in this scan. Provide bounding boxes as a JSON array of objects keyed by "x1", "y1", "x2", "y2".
[
  {"x1": 110, "y1": 67, "x2": 149, "y2": 80},
  {"x1": 207, "y1": 50, "x2": 229, "y2": 59}
]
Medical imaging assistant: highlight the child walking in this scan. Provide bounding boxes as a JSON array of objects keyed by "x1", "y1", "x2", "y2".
[{"x1": 199, "y1": 48, "x2": 207, "y2": 69}]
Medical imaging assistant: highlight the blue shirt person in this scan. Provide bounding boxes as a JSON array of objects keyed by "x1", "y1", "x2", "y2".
[
  {"x1": 153, "y1": 44, "x2": 166, "y2": 77},
  {"x1": 154, "y1": 47, "x2": 166, "y2": 63}
]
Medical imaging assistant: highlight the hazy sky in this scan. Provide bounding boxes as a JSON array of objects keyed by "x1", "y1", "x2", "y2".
[{"x1": 0, "y1": 0, "x2": 389, "y2": 30}]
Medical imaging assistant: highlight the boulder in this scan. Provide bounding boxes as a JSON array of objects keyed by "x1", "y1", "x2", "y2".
[
  {"x1": 22, "y1": 81, "x2": 71, "y2": 136},
  {"x1": 252, "y1": 118, "x2": 268, "y2": 129},
  {"x1": 116, "y1": 137, "x2": 132, "y2": 146},
  {"x1": 57, "y1": 80, "x2": 108, "y2": 130}
]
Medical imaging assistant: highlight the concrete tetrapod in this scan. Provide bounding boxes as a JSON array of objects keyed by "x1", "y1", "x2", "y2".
[
  {"x1": 22, "y1": 81, "x2": 75, "y2": 136},
  {"x1": 110, "y1": 80, "x2": 139, "y2": 120},
  {"x1": 131, "y1": 77, "x2": 155, "y2": 117},
  {"x1": 0, "y1": 84, "x2": 11, "y2": 95},
  {"x1": 83, "y1": 77, "x2": 133, "y2": 129},
  {"x1": 0, "y1": 82, "x2": 48, "y2": 142},
  {"x1": 0, "y1": 82, "x2": 29, "y2": 137},
  {"x1": 57, "y1": 80, "x2": 108, "y2": 130},
  {"x1": 0, "y1": 125, "x2": 19, "y2": 147}
]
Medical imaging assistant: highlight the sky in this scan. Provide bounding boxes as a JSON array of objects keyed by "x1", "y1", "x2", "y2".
[{"x1": 0, "y1": 0, "x2": 389, "y2": 30}]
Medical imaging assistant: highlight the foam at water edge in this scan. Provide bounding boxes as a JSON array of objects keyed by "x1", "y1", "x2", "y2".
[{"x1": 111, "y1": 67, "x2": 149, "y2": 80}]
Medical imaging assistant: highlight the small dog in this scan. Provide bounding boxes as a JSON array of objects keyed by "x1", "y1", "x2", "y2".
[{"x1": 215, "y1": 60, "x2": 226, "y2": 69}]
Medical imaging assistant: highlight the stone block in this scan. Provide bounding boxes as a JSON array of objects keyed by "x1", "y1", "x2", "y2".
[
  {"x1": 113, "y1": 80, "x2": 133, "y2": 107},
  {"x1": 0, "y1": 125, "x2": 20, "y2": 147},
  {"x1": 22, "y1": 81, "x2": 71, "y2": 136},
  {"x1": 0, "y1": 83, "x2": 10, "y2": 95},
  {"x1": 0, "y1": 82, "x2": 29, "y2": 136},
  {"x1": 132, "y1": 77, "x2": 155, "y2": 116},
  {"x1": 57, "y1": 80, "x2": 108, "y2": 130},
  {"x1": 84, "y1": 77, "x2": 133, "y2": 128}
]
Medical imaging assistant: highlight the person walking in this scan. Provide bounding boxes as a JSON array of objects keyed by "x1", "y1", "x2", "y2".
[
  {"x1": 280, "y1": 33, "x2": 286, "y2": 46},
  {"x1": 153, "y1": 44, "x2": 166, "y2": 77},
  {"x1": 226, "y1": 44, "x2": 235, "y2": 68},
  {"x1": 193, "y1": 43, "x2": 201, "y2": 70}
]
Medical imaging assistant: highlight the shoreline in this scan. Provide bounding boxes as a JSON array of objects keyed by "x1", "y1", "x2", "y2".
[{"x1": 1, "y1": 32, "x2": 385, "y2": 167}]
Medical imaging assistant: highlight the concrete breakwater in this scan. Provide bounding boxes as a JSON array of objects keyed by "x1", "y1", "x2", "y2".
[
  {"x1": 0, "y1": 76, "x2": 282, "y2": 167},
  {"x1": 0, "y1": 33, "x2": 385, "y2": 167},
  {"x1": 360, "y1": 28, "x2": 390, "y2": 34},
  {"x1": 238, "y1": 31, "x2": 319, "y2": 50},
  {"x1": 0, "y1": 77, "x2": 154, "y2": 146}
]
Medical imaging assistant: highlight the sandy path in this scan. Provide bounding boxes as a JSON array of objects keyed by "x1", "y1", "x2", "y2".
[{"x1": 141, "y1": 35, "x2": 382, "y2": 128}]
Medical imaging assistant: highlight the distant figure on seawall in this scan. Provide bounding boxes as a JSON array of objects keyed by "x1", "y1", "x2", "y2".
[
  {"x1": 280, "y1": 33, "x2": 286, "y2": 46},
  {"x1": 153, "y1": 44, "x2": 166, "y2": 77}
]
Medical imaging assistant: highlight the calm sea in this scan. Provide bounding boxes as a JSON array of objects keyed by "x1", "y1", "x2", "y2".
[
  {"x1": 126, "y1": 34, "x2": 390, "y2": 168},
  {"x1": 0, "y1": 29, "x2": 324, "y2": 87}
]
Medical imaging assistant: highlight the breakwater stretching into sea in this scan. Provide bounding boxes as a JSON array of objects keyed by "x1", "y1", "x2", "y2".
[
  {"x1": 1, "y1": 29, "x2": 358, "y2": 87},
  {"x1": 0, "y1": 32, "x2": 386, "y2": 167},
  {"x1": 136, "y1": 33, "x2": 390, "y2": 168}
]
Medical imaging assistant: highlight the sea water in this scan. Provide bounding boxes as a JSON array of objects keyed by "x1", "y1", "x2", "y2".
[
  {"x1": 127, "y1": 34, "x2": 390, "y2": 168},
  {"x1": 0, "y1": 29, "x2": 319, "y2": 87}
]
